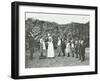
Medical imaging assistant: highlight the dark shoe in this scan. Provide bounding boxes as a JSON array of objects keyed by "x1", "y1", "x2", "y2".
[
  {"x1": 39, "y1": 56, "x2": 45, "y2": 59},
  {"x1": 63, "y1": 54, "x2": 65, "y2": 56},
  {"x1": 67, "y1": 53, "x2": 70, "y2": 57}
]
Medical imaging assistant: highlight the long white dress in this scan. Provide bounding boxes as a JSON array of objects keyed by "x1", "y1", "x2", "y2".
[{"x1": 47, "y1": 37, "x2": 55, "y2": 58}]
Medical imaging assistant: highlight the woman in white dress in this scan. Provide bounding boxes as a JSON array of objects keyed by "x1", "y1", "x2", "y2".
[{"x1": 47, "y1": 34, "x2": 55, "y2": 58}]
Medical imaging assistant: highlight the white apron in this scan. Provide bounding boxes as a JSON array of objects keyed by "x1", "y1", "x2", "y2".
[{"x1": 47, "y1": 37, "x2": 55, "y2": 58}]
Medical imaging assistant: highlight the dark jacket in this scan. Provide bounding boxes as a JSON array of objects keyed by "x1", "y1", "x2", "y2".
[
  {"x1": 61, "y1": 40, "x2": 66, "y2": 49},
  {"x1": 80, "y1": 44, "x2": 85, "y2": 54}
]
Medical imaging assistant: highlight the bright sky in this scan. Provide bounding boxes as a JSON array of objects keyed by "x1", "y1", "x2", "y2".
[{"x1": 25, "y1": 12, "x2": 90, "y2": 24}]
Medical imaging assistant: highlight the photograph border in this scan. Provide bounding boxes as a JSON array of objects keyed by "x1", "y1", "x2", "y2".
[{"x1": 11, "y1": 1, "x2": 98, "y2": 79}]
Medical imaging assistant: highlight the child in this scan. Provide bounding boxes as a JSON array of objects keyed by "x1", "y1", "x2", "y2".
[
  {"x1": 39, "y1": 38, "x2": 46, "y2": 59},
  {"x1": 65, "y1": 39, "x2": 71, "y2": 57}
]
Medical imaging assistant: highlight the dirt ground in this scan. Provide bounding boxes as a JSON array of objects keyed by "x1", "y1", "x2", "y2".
[{"x1": 25, "y1": 48, "x2": 89, "y2": 68}]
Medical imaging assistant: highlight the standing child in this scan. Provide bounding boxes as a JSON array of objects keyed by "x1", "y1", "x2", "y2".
[
  {"x1": 39, "y1": 38, "x2": 46, "y2": 59},
  {"x1": 60, "y1": 38, "x2": 66, "y2": 56},
  {"x1": 65, "y1": 39, "x2": 71, "y2": 57},
  {"x1": 57, "y1": 37, "x2": 61, "y2": 56},
  {"x1": 70, "y1": 39, "x2": 75, "y2": 57}
]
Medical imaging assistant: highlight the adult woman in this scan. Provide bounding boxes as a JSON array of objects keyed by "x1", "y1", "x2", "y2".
[{"x1": 47, "y1": 34, "x2": 55, "y2": 58}]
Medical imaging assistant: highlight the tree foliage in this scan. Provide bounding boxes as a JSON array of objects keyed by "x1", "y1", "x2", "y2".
[{"x1": 25, "y1": 18, "x2": 89, "y2": 50}]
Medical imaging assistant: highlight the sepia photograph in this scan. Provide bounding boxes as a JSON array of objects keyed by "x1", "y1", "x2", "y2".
[{"x1": 25, "y1": 12, "x2": 90, "y2": 68}]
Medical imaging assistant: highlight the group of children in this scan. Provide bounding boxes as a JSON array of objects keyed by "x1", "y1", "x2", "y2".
[
  {"x1": 39, "y1": 33, "x2": 86, "y2": 62},
  {"x1": 57, "y1": 37, "x2": 86, "y2": 61},
  {"x1": 28, "y1": 32, "x2": 86, "y2": 62}
]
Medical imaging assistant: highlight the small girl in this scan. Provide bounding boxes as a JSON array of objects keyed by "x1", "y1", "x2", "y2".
[
  {"x1": 65, "y1": 40, "x2": 71, "y2": 57},
  {"x1": 40, "y1": 38, "x2": 46, "y2": 59}
]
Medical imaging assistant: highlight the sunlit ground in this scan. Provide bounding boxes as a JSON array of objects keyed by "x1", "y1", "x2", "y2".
[{"x1": 25, "y1": 48, "x2": 89, "y2": 68}]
